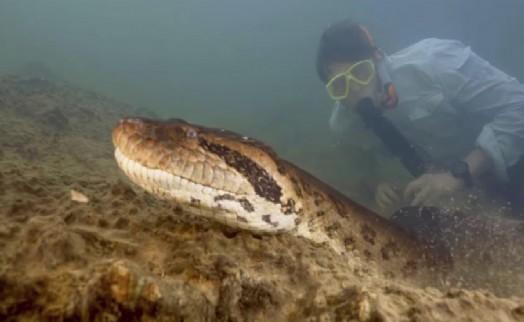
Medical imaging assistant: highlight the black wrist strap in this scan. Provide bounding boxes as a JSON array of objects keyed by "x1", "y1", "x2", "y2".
[{"x1": 451, "y1": 160, "x2": 473, "y2": 188}]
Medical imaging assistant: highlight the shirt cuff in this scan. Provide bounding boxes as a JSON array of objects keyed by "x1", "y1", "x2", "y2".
[{"x1": 476, "y1": 124, "x2": 508, "y2": 181}]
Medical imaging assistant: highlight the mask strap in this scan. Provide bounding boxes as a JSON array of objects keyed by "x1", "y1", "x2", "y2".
[
  {"x1": 359, "y1": 25, "x2": 398, "y2": 108},
  {"x1": 375, "y1": 50, "x2": 398, "y2": 108}
]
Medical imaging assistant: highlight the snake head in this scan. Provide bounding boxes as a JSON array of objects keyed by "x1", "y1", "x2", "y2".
[{"x1": 112, "y1": 117, "x2": 302, "y2": 232}]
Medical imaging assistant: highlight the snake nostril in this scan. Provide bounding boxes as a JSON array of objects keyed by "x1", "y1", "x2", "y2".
[
  {"x1": 186, "y1": 128, "x2": 198, "y2": 139},
  {"x1": 222, "y1": 229, "x2": 239, "y2": 239}
]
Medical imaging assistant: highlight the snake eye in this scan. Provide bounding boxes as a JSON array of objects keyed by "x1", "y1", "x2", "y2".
[{"x1": 186, "y1": 128, "x2": 198, "y2": 138}]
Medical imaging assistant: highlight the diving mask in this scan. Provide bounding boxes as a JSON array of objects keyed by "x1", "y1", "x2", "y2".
[{"x1": 325, "y1": 59, "x2": 376, "y2": 100}]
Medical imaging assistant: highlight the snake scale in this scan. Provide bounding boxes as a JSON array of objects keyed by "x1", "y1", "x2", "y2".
[{"x1": 112, "y1": 117, "x2": 449, "y2": 284}]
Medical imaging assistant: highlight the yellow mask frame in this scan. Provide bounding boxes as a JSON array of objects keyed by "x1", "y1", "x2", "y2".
[{"x1": 325, "y1": 59, "x2": 376, "y2": 100}]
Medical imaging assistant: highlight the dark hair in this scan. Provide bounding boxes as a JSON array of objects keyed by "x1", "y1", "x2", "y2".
[{"x1": 316, "y1": 19, "x2": 375, "y2": 82}]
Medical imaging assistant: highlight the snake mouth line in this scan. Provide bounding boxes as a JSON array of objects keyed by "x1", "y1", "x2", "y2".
[
  {"x1": 115, "y1": 148, "x2": 230, "y2": 198},
  {"x1": 112, "y1": 117, "x2": 301, "y2": 232},
  {"x1": 115, "y1": 146, "x2": 298, "y2": 232}
]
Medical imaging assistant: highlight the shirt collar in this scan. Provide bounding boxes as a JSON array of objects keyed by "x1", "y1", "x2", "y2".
[{"x1": 375, "y1": 49, "x2": 394, "y2": 87}]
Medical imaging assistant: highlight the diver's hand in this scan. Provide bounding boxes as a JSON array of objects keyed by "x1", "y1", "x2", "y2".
[
  {"x1": 404, "y1": 172, "x2": 465, "y2": 206},
  {"x1": 375, "y1": 182, "x2": 400, "y2": 211}
]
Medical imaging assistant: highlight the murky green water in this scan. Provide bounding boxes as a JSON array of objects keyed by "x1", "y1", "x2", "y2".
[{"x1": 1, "y1": 0, "x2": 523, "y2": 211}]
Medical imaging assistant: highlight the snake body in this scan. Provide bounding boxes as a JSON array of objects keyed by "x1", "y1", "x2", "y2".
[{"x1": 112, "y1": 117, "x2": 448, "y2": 283}]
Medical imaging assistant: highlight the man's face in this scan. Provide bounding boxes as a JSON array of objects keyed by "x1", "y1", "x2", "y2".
[{"x1": 326, "y1": 61, "x2": 380, "y2": 109}]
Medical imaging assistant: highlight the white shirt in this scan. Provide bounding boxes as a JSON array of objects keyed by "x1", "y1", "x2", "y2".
[{"x1": 330, "y1": 38, "x2": 524, "y2": 181}]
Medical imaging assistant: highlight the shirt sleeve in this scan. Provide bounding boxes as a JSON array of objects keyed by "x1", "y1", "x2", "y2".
[{"x1": 430, "y1": 44, "x2": 524, "y2": 181}]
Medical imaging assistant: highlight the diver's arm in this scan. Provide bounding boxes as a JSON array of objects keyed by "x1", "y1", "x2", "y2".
[
  {"x1": 462, "y1": 147, "x2": 492, "y2": 181},
  {"x1": 431, "y1": 47, "x2": 524, "y2": 181}
]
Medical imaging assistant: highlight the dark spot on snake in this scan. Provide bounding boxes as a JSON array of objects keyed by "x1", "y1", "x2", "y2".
[
  {"x1": 236, "y1": 215, "x2": 248, "y2": 223},
  {"x1": 360, "y1": 224, "x2": 377, "y2": 246},
  {"x1": 215, "y1": 194, "x2": 254, "y2": 213},
  {"x1": 313, "y1": 191, "x2": 322, "y2": 206},
  {"x1": 174, "y1": 206, "x2": 183, "y2": 215},
  {"x1": 238, "y1": 197, "x2": 254, "y2": 212},
  {"x1": 316, "y1": 211, "x2": 325, "y2": 217},
  {"x1": 277, "y1": 162, "x2": 286, "y2": 175},
  {"x1": 200, "y1": 139, "x2": 282, "y2": 203},
  {"x1": 294, "y1": 217, "x2": 301, "y2": 226},
  {"x1": 190, "y1": 197, "x2": 201, "y2": 206},
  {"x1": 344, "y1": 236, "x2": 356, "y2": 247},
  {"x1": 214, "y1": 194, "x2": 235, "y2": 201},
  {"x1": 330, "y1": 196, "x2": 346, "y2": 215},
  {"x1": 294, "y1": 186, "x2": 303, "y2": 198},
  {"x1": 302, "y1": 182, "x2": 311, "y2": 195},
  {"x1": 326, "y1": 222, "x2": 341, "y2": 238},
  {"x1": 281, "y1": 198, "x2": 296, "y2": 215},
  {"x1": 290, "y1": 177, "x2": 303, "y2": 198},
  {"x1": 262, "y1": 214, "x2": 278, "y2": 227},
  {"x1": 381, "y1": 241, "x2": 400, "y2": 261},
  {"x1": 222, "y1": 229, "x2": 239, "y2": 239}
]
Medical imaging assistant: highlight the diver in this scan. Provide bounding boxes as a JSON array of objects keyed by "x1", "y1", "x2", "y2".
[{"x1": 315, "y1": 19, "x2": 524, "y2": 216}]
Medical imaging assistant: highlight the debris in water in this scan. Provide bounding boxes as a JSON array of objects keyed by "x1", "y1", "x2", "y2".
[{"x1": 70, "y1": 189, "x2": 89, "y2": 203}]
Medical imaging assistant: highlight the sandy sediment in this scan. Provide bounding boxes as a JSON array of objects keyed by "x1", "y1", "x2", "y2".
[{"x1": 0, "y1": 75, "x2": 523, "y2": 321}]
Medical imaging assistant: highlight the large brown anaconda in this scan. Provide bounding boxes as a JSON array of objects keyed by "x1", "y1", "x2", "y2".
[{"x1": 112, "y1": 117, "x2": 449, "y2": 285}]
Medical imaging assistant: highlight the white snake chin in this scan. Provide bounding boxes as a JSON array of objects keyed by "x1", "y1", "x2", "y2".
[
  {"x1": 114, "y1": 147, "x2": 298, "y2": 232},
  {"x1": 112, "y1": 117, "x2": 450, "y2": 284}
]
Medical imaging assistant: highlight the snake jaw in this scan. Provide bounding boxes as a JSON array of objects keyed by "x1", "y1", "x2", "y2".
[
  {"x1": 112, "y1": 117, "x2": 303, "y2": 232},
  {"x1": 113, "y1": 118, "x2": 248, "y2": 194},
  {"x1": 114, "y1": 147, "x2": 299, "y2": 232}
]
